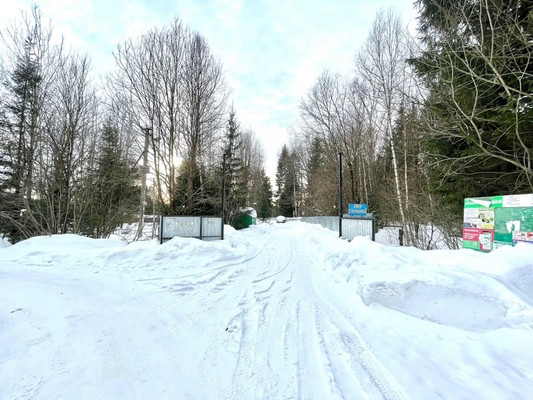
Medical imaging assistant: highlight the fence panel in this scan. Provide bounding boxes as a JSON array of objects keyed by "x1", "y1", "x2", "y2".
[
  {"x1": 300, "y1": 216, "x2": 339, "y2": 232},
  {"x1": 342, "y1": 218, "x2": 375, "y2": 241},
  {"x1": 201, "y1": 217, "x2": 223, "y2": 241},
  {"x1": 160, "y1": 216, "x2": 222, "y2": 242},
  {"x1": 300, "y1": 216, "x2": 375, "y2": 241}
]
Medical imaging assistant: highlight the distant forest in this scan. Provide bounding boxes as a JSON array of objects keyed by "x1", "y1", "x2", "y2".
[{"x1": 2, "y1": 1, "x2": 533, "y2": 249}]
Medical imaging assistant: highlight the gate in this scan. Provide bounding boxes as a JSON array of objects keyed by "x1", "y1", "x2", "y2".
[
  {"x1": 300, "y1": 216, "x2": 375, "y2": 241},
  {"x1": 160, "y1": 216, "x2": 223, "y2": 243}
]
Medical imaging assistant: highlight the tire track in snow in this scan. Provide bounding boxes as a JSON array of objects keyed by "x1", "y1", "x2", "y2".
[
  {"x1": 220, "y1": 227, "x2": 405, "y2": 400},
  {"x1": 293, "y1": 234, "x2": 409, "y2": 400},
  {"x1": 312, "y1": 305, "x2": 374, "y2": 399},
  {"x1": 317, "y1": 304, "x2": 408, "y2": 400},
  {"x1": 228, "y1": 237, "x2": 294, "y2": 399},
  {"x1": 242, "y1": 235, "x2": 344, "y2": 399},
  {"x1": 155, "y1": 225, "x2": 409, "y2": 399},
  {"x1": 180, "y1": 235, "x2": 287, "y2": 399},
  {"x1": 222, "y1": 235, "x2": 314, "y2": 399}
]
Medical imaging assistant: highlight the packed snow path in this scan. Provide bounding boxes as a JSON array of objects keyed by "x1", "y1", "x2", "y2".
[
  {"x1": 167, "y1": 225, "x2": 408, "y2": 399},
  {"x1": 2, "y1": 222, "x2": 533, "y2": 399}
]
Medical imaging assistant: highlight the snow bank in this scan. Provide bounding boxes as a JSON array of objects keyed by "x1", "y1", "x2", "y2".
[{"x1": 322, "y1": 236, "x2": 533, "y2": 332}]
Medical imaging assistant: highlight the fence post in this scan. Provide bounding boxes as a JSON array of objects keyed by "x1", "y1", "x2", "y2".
[
  {"x1": 199, "y1": 216, "x2": 203, "y2": 240},
  {"x1": 160, "y1": 215, "x2": 164, "y2": 244}
]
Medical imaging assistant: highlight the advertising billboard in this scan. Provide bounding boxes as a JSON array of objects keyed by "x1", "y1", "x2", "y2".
[{"x1": 463, "y1": 194, "x2": 533, "y2": 251}]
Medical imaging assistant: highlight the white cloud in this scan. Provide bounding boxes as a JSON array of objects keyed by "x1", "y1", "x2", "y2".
[{"x1": 2, "y1": 0, "x2": 417, "y2": 180}]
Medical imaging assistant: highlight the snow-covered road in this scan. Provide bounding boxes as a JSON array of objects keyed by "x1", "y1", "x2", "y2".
[
  {"x1": 1, "y1": 222, "x2": 533, "y2": 399},
  {"x1": 167, "y1": 225, "x2": 407, "y2": 399}
]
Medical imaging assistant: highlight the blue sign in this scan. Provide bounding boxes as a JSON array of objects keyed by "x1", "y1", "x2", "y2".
[{"x1": 348, "y1": 203, "x2": 368, "y2": 216}]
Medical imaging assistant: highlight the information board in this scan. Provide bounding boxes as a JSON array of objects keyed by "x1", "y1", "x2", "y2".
[{"x1": 463, "y1": 194, "x2": 533, "y2": 251}]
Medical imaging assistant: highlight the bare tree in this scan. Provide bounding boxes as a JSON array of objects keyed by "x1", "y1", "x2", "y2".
[
  {"x1": 110, "y1": 19, "x2": 189, "y2": 215},
  {"x1": 180, "y1": 32, "x2": 228, "y2": 214},
  {"x1": 34, "y1": 52, "x2": 98, "y2": 234},
  {"x1": 294, "y1": 71, "x2": 374, "y2": 215},
  {"x1": 239, "y1": 128, "x2": 266, "y2": 207},
  {"x1": 109, "y1": 19, "x2": 228, "y2": 218}
]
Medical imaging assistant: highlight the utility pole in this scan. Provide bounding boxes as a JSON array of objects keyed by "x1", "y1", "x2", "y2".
[{"x1": 136, "y1": 127, "x2": 150, "y2": 240}]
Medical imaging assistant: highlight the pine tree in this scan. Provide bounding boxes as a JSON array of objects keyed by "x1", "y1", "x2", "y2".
[{"x1": 174, "y1": 158, "x2": 204, "y2": 215}]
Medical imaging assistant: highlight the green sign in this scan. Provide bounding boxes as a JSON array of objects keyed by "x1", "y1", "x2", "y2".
[{"x1": 463, "y1": 194, "x2": 533, "y2": 251}]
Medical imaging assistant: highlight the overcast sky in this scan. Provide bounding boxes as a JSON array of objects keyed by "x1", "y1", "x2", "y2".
[{"x1": 1, "y1": 0, "x2": 418, "y2": 178}]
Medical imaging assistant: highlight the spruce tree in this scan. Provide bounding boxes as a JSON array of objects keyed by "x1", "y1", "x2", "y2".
[
  {"x1": 81, "y1": 124, "x2": 139, "y2": 238},
  {"x1": 275, "y1": 145, "x2": 298, "y2": 217},
  {"x1": 0, "y1": 34, "x2": 43, "y2": 242},
  {"x1": 257, "y1": 169, "x2": 273, "y2": 221},
  {"x1": 222, "y1": 107, "x2": 247, "y2": 225}
]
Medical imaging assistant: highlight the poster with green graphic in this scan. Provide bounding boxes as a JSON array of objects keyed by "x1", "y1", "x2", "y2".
[{"x1": 463, "y1": 194, "x2": 533, "y2": 251}]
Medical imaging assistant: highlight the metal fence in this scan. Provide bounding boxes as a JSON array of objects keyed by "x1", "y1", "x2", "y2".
[
  {"x1": 300, "y1": 216, "x2": 375, "y2": 241},
  {"x1": 160, "y1": 216, "x2": 223, "y2": 243},
  {"x1": 300, "y1": 216, "x2": 339, "y2": 232},
  {"x1": 342, "y1": 217, "x2": 375, "y2": 241}
]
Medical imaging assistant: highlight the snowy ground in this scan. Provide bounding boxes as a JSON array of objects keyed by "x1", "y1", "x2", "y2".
[{"x1": 1, "y1": 221, "x2": 533, "y2": 399}]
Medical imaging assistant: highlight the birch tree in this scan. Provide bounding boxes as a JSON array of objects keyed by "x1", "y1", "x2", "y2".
[{"x1": 356, "y1": 9, "x2": 416, "y2": 245}]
